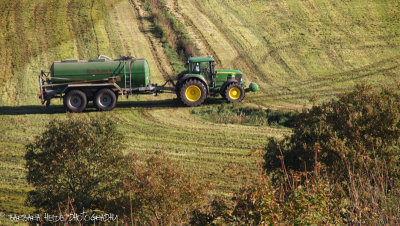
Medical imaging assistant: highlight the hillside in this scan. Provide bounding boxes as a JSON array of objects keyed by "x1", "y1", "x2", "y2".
[
  {"x1": 172, "y1": 0, "x2": 400, "y2": 108},
  {"x1": 0, "y1": 0, "x2": 399, "y2": 218}
]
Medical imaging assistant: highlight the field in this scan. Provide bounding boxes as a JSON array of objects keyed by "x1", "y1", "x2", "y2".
[{"x1": 0, "y1": 0, "x2": 399, "y2": 220}]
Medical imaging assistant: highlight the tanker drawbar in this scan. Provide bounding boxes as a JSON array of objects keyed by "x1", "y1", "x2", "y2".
[{"x1": 38, "y1": 55, "x2": 258, "y2": 112}]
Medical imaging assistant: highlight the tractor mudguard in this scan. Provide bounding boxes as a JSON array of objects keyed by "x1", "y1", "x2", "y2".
[{"x1": 178, "y1": 75, "x2": 209, "y2": 93}]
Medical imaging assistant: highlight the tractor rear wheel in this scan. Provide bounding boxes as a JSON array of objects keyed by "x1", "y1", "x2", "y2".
[
  {"x1": 64, "y1": 89, "x2": 87, "y2": 113},
  {"x1": 180, "y1": 79, "x2": 207, "y2": 107},
  {"x1": 175, "y1": 83, "x2": 182, "y2": 100},
  {"x1": 224, "y1": 83, "x2": 245, "y2": 103},
  {"x1": 220, "y1": 90, "x2": 226, "y2": 99},
  {"x1": 94, "y1": 88, "x2": 117, "y2": 111}
]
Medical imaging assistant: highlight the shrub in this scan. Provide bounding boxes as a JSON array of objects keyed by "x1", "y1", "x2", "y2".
[
  {"x1": 191, "y1": 166, "x2": 339, "y2": 225},
  {"x1": 191, "y1": 176, "x2": 283, "y2": 225},
  {"x1": 266, "y1": 84, "x2": 400, "y2": 173},
  {"x1": 191, "y1": 103, "x2": 297, "y2": 127},
  {"x1": 125, "y1": 153, "x2": 207, "y2": 225},
  {"x1": 25, "y1": 116, "x2": 126, "y2": 216},
  {"x1": 25, "y1": 116, "x2": 209, "y2": 224},
  {"x1": 264, "y1": 84, "x2": 400, "y2": 224}
]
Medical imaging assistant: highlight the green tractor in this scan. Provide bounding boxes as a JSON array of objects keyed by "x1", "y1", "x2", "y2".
[{"x1": 176, "y1": 56, "x2": 258, "y2": 106}]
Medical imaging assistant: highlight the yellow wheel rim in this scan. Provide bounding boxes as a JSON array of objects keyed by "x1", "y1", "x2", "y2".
[
  {"x1": 185, "y1": 85, "x2": 201, "y2": 102},
  {"x1": 229, "y1": 87, "x2": 241, "y2": 100}
]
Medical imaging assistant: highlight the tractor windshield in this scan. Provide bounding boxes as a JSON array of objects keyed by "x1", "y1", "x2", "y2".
[{"x1": 191, "y1": 62, "x2": 210, "y2": 74}]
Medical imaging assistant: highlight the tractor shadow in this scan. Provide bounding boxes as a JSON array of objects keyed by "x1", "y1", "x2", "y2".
[
  {"x1": 0, "y1": 98, "x2": 227, "y2": 115},
  {"x1": 117, "y1": 97, "x2": 226, "y2": 109}
]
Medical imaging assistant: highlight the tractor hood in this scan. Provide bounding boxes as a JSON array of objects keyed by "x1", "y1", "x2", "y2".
[{"x1": 215, "y1": 69, "x2": 243, "y2": 75}]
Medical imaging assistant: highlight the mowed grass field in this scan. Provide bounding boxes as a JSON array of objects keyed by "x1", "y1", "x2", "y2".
[
  {"x1": 0, "y1": 0, "x2": 399, "y2": 219},
  {"x1": 172, "y1": 0, "x2": 400, "y2": 108}
]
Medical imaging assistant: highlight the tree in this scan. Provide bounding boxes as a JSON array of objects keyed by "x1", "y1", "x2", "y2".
[{"x1": 25, "y1": 116, "x2": 126, "y2": 216}]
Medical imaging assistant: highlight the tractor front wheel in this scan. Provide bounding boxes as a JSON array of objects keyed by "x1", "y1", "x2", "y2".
[
  {"x1": 224, "y1": 83, "x2": 245, "y2": 103},
  {"x1": 180, "y1": 79, "x2": 207, "y2": 107}
]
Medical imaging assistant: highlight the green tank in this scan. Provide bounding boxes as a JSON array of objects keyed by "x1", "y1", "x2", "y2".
[{"x1": 50, "y1": 56, "x2": 150, "y2": 88}]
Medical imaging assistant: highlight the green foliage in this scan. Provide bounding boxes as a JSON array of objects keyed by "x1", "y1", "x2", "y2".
[
  {"x1": 265, "y1": 84, "x2": 400, "y2": 175},
  {"x1": 191, "y1": 168, "x2": 340, "y2": 225},
  {"x1": 283, "y1": 178, "x2": 338, "y2": 225},
  {"x1": 24, "y1": 116, "x2": 208, "y2": 224},
  {"x1": 264, "y1": 84, "x2": 400, "y2": 224},
  {"x1": 125, "y1": 153, "x2": 207, "y2": 225},
  {"x1": 163, "y1": 42, "x2": 186, "y2": 72},
  {"x1": 192, "y1": 103, "x2": 297, "y2": 127},
  {"x1": 191, "y1": 176, "x2": 281, "y2": 225},
  {"x1": 25, "y1": 116, "x2": 126, "y2": 215}
]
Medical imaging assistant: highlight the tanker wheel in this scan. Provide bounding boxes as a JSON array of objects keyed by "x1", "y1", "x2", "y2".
[
  {"x1": 224, "y1": 83, "x2": 245, "y2": 103},
  {"x1": 94, "y1": 88, "x2": 117, "y2": 111},
  {"x1": 64, "y1": 89, "x2": 87, "y2": 113},
  {"x1": 180, "y1": 79, "x2": 207, "y2": 107}
]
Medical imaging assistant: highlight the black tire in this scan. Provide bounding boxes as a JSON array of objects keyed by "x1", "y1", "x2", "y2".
[
  {"x1": 94, "y1": 88, "x2": 117, "y2": 111},
  {"x1": 179, "y1": 79, "x2": 207, "y2": 107},
  {"x1": 224, "y1": 83, "x2": 245, "y2": 103},
  {"x1": 63, "y1": 89, "x2": 88, "y2": 113},
  {"x1": 220, "y1": 90, "x2": 226, "y2": 99},
  {"x1": 176, "y1": 83, "x2": 182, "y2": 100}
]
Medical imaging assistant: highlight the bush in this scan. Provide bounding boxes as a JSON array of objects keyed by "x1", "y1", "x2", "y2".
[
  {"x1": 264, "y1": 84, "x2": 400, "y2": 224},
  {"x1": 191, "y1": 166, "x2": 340, "y2": 225},
  {"x1": 191, "y1": 103, "x2": 297, "y2": 127},
  {"x1": 266, "y1": 84, "x2": 400, "y2": 173},
  {"x1": 25, "y1": 116, "x2": 126, "y2": 216},
  {"x1": 125, "y1": 153, "x2": 207, "y2": 225},
  {"x1": 191, "y1": 176, "x2": 282, "y2": 225}
]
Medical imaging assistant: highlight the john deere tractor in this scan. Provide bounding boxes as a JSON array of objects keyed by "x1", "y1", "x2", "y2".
[{"x1": 176, "y1": 56, "x2": 258, "y2": 106}]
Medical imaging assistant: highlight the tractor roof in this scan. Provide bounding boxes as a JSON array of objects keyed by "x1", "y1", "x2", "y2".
[{"x1": 187, "y1": 56, "x2": 214, "y2": 63}]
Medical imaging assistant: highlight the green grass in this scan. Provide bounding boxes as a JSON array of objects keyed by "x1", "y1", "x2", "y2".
[
  {"x1": 139, "y1": 0, "x2": 196, "y2": 73},
  {"x1": 0, "y1": 0, "x2": 399, "y2": 221},
  {"x1": 191, "y1": 102, "x2": 298, "y2": 128}
]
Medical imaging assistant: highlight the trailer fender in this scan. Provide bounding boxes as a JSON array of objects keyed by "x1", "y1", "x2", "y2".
[{"x1": 61, "y1": 83, "x2": 121, "y2": 96}]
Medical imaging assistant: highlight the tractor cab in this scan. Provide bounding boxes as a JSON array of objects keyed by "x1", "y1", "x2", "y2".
[
  {"x1": 186, "y1": 56, "x2": 216, "y2": 87},
  {"x1": 176, "y1": 56, "x2": 258, "y2": 107}
]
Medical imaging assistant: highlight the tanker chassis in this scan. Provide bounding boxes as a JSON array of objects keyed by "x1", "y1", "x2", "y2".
[{"x1": 39, "y1": 55, "x2": 258, "y2": 112}]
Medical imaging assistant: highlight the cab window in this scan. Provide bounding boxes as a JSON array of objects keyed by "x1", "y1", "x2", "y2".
[
  {"x1": 199, "y1": 62, "x2": 210, "y2": 75},
  {"x1": 192, "y1": 62, "x2": 200, "y2": 73}
]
